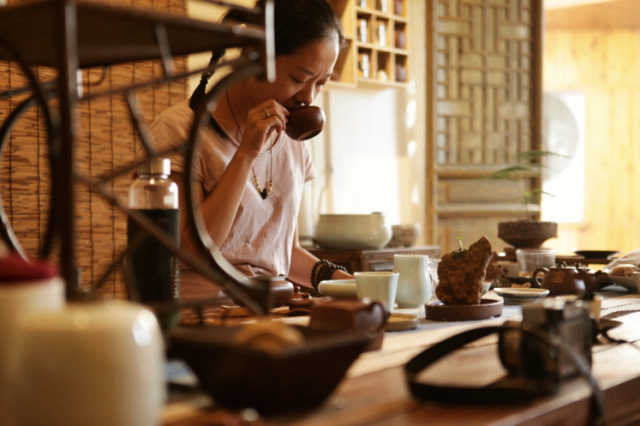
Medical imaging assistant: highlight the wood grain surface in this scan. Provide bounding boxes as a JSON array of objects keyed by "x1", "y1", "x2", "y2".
[{"x1": 164, "y1": 293, "x2": 640, "y2": 425}]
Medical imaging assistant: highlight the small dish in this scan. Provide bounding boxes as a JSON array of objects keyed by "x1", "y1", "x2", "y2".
[
  {"x1": 603, "y1": 273, "x2": 640, "y2": 293},
  {"x1": 318, "y1": 279, "x2": 357, "y2": 298},
  {"x1": 574, "y1": 250, "x2": 620, "y2": 259},
  {"x1": 385, "y1": 313, "x2": 419, "y2": 331},
  {"x1": 494, "y1": 287, "x2": 549, "y2": 305}
]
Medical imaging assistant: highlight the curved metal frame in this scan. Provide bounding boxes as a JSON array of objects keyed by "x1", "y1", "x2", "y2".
[
  {"x1": 0, "y1": 33, "x2": 58, "y2": 261},
  {"x1": 185, "y1": 60, "x2": 272, "y2": 312},
  {"x1": 0, "y1": 0, "x2": 276, "y2": 314}
]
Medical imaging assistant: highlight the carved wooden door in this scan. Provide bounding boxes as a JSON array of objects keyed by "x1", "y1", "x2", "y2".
[{"x1": 426, "y1": 0, "x2": 543, "y2": 253}]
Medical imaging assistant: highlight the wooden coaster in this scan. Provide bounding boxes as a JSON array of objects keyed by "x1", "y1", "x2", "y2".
[
  {"x1": 424, "y1": 298, "x2": 503, "y2": 322},
  {"x1": 385, "y1": 313, "x2": 419, "y2": 331}
]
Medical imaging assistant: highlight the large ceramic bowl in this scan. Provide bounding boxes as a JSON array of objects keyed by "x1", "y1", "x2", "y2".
[{"x1": 314, "y1": 213, "x2": 392, "y2": 250}]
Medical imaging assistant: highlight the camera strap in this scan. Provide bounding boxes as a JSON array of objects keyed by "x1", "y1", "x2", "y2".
[
  {"x1": 404, "y1": 325, "x2": 559, "y2": 404},
  {"x1": 405, "y1": 324, "x2": 606, "y2": 426}
]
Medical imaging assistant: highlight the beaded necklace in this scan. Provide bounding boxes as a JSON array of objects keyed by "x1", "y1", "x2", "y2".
[{"x1": 225, "y1": 90, "x2": 273, "y2": 199}]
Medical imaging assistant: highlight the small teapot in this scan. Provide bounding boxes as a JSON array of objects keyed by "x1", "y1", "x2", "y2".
[
  {"x1": 309, "y1": 299, "x2": 389, "y2": 351},
  {"x1": 575, "y1": 264, "x2": 605, "y2": 292},
  {"x1": 532, "y1": 262, "x2": 602, "y2": 295}
]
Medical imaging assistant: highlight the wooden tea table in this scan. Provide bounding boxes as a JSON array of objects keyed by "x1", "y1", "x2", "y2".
[{"x1": 163, "y1": 290, "x2": 640, "y2": 425}]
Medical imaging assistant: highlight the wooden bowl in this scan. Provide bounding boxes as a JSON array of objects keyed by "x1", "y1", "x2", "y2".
[
  {"x1": 168, "y1": 325, "x2": 369, "y2": 415},
  {"x1": 498, "y1": 220, "x2": 557, "y2": 248}
]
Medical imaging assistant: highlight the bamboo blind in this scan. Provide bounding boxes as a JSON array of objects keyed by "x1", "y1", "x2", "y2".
[{"x1": 0, "y1": 0, "x2": 188, "y2": 299}]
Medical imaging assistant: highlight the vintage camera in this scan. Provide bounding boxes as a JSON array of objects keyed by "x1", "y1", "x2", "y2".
[{"x1": 499, "y1": 298, "x2": 593, "y2": 382}]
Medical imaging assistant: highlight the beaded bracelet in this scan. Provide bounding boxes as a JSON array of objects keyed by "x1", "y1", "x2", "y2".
[{"x1": 310, "y1": 259, "x2": 348, "y2": 292}]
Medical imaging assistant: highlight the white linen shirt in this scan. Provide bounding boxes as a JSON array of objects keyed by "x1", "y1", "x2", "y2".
[{"x1": 150, "y1": 99, "x2": 315, "y2": 278}]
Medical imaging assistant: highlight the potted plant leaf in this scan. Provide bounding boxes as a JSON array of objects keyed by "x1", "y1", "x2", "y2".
[{"x1": 484, "y1": 150, "x2": 563, "y2": 248}]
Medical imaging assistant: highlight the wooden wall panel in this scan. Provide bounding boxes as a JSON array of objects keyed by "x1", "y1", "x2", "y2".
[
  {"x1": 0, "y1": 0, "x2": 188, "y2": 299},
  {"x1": 432, "y1": 0, "x2": 537, "y2": 168},
  {"x1": 427, "y1": 0, "x2": 542, "y2": 253},
  {"x1": 543, "y1": 29, "x2": 640, "y2": 254}
]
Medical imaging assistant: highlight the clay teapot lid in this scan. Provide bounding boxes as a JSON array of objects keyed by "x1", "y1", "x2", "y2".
[{"x1": 547, "y1": 261, "x2": 577, "y2": 270}]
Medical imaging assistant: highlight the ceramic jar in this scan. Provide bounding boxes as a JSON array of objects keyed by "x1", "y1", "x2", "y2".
[
  {"x1": 393, "y1": 254, "x2": 433, "y2": 308},
  {"x1": 12, "y1": 301, "x2": 165, "y2": 426},
  {"x1": 0, "y1": 276, "x2": 65, "y2": 426}
]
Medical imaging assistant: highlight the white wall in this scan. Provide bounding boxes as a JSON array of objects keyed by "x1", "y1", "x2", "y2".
[
  {"x1": 324, "y1": 88, "x2": 400, "y2": 221},
  {"x1": 541, "y1": 91, "x2": 586, "y2": 224},
  {"x1": 302, "y1": 0, "x2": 427, "y2": 243}
]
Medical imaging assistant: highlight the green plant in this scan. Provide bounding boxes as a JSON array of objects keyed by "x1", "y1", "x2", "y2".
[
  {"x1": 484, "y1": 150, "x2": 566, "y2": 220},
  {"x1": 451, "y1": 236, "x2": 467, "y2": 259}
]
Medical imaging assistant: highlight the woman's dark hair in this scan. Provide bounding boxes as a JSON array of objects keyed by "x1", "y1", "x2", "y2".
[{"x1": 190, "y1": 0, "x2": 345, "y2": 109}]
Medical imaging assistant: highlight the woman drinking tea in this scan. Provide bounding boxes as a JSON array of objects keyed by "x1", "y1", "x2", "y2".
[{"x1": 150, "y1": 0, "x2": 352, "y2": 301}]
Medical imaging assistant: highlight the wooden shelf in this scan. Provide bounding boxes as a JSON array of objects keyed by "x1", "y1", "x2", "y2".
[
  {"x1": 329, "y1": 0, "x2": 409, "y2": 88},
  {"x1": 0, "y1": 0, "x2": 265, "y2": 69}
]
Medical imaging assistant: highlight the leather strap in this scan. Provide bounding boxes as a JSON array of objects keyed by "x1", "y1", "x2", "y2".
[{"x1": 404, "y1": 325, "x2": 559, "y2": 404}]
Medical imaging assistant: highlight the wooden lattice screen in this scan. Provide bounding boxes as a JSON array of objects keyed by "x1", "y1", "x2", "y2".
[
  {"x1": 426, "y1": 0, "x2": 543, "y2": 253},
  {"x1": 0, "y1": 0, "x2": 188, "y2": 299}
]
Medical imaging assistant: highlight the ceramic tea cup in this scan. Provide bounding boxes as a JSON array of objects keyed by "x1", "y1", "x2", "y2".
[
  {"x1": 286, "y1": 105, "x2": 325, "y2": 140},
  {"x1": 354, "y1": 271, "x2": 399, "y2": 312}
]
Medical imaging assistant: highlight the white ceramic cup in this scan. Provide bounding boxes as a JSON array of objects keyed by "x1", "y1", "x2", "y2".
[
  {"x1": 0, "y1": 277, "x2": 65, "y2": 426},
  {"x1": 354, "y1": 271, "x2": 399, "y2": 312},
  {"x1": 11, "y1": 301, "x2": 165, "y2": 426},
  {"x1": 394, "y1": 254, "x2": 432, "y2": 308}
]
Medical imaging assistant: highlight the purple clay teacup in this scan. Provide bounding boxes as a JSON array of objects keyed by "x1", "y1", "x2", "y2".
[{"x1": 286, "y1": 106, "x2": 325, "y2": 140}]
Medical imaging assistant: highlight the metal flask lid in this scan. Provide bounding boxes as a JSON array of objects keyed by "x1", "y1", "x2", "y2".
[{"x1": 138, "y1": 158, "x2": 171, "y2": 176}]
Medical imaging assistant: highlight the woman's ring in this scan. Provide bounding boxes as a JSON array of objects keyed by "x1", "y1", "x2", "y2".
[{"x1": 264, "y1": 108, "x2": 271, "y2": 118}]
